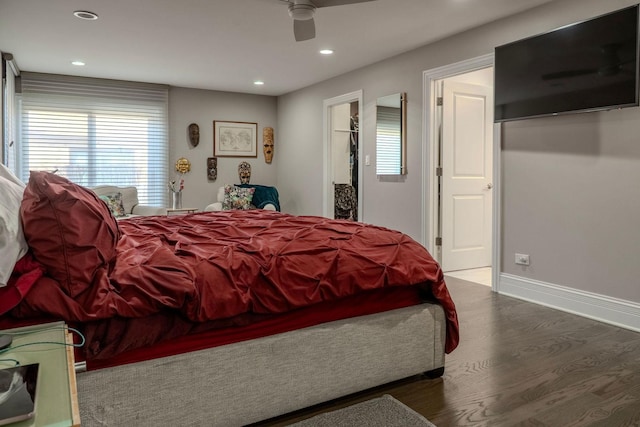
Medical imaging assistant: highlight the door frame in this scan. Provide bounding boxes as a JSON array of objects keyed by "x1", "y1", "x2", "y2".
[
  {"x1": 422, "y1": 53, "x2": 502, "y2": 292},
  {"x1": 322, "y1": 90, "x2": 363, "y2": 219}
]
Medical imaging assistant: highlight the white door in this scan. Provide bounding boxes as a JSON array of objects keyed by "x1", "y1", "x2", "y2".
[{"x1": 441, "y1": 81, "x2": 493, "y2": 272}]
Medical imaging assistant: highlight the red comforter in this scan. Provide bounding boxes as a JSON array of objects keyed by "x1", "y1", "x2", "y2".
[
  {"x1": 13, "y1": 172, "x2": 458, "y2": 353},
  {"x1": 17, "y1": 211, "x2": 458, "y2": 352}
]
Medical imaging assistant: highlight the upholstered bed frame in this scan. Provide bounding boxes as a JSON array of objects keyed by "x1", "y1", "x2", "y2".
[{"x1": 76, "y1": 302, "x2": 446, "y2": 426}]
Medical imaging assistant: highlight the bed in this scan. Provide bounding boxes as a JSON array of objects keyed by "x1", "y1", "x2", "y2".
[{"x1": 1, "y1": 169, "x2": 459, "y2": 426}]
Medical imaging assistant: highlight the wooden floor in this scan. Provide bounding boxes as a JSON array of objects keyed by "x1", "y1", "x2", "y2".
[{"x1": 257, "y1": 277, "x2": 640, "y2": 426}]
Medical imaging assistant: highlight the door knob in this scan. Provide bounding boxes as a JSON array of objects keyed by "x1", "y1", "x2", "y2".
[{"x1": 484, "y1": 183, "x2": 493, "y2": 190}]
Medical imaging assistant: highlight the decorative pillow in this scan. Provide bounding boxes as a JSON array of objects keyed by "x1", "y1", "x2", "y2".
[
  {"x1": 0, "y1": 174, "x2": 29, "y2": 287},
  {"x1": 21, "y1": 171, "x2": 121, "y2": 298},
  {"x1": 222, "y1": 184, "x2": 255, "y2": 210},
  {"x1": 99, "y1": 192, "x2": 127, "y2": 217}
]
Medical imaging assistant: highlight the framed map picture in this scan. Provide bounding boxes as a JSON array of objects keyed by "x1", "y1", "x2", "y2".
[{"x1": 213, "y1": 121, "x2": 258, "y2": 157}]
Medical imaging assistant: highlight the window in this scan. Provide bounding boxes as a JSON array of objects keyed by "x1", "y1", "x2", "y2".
[{"x1": 19, "y1": 73, "x2": 168, "y2": 206}]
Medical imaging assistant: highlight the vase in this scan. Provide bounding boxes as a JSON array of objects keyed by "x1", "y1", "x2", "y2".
[{"x1": 171, "y1": 191, "x2": 182, "y2": 209}]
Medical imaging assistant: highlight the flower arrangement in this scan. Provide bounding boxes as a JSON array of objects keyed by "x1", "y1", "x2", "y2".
[
  {"x1": 168, "y1": 175, "x2": 184, "y2": 193},
  {"x1": 168, "y1": 175, "x2": 184, "y2": 209},
  {"x1": 169, "y1": 158, "x2": 190, "y2": 209}
]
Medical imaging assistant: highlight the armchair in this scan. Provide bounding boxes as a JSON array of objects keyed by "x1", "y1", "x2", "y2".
[
  {"x1": 91, "y1": 185, "x2": 166, "y2": 216},
  {"x1": 204, "y1": 185, "x2": 279, "y2": 212}
]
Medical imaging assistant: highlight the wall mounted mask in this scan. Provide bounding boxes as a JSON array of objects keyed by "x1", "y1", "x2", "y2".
[
  {"x1": 188, "y1": 123, "x2": 200, "y2": 147},
  {"x1": 263, "y1": 127, "x2": 274, "y2": 164},
  {"x1": 175, "y1": 157, "x2": 191, "y2": 174},
  {"x1": 207, "y1": 157, "x2": 217, "y2": 181},
  {"x1": 238, "y1": 161, "x2": 251, "y2": 184}
]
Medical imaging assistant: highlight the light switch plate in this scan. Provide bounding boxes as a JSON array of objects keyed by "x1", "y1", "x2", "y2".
[{"x1": 515, "y1": 253, "x2": 530, "y2": 266}]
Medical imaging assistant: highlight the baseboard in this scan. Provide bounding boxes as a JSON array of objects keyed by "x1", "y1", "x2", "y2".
[{"x1": 498, "y1": 273, "x2": 640, "y2": 333}]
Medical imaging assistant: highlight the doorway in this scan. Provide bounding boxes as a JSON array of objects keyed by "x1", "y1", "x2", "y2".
[
  {"x1": 323, "y1": 91, "x2": 363, "y2": 220},
  {"x1": 423, "y1": 54, "x2": 499, "y2": 290}
]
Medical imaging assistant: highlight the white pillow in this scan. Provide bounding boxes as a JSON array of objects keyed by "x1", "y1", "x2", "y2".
[
  {"x1": 0, "y1": 164, "x2": 24, "y2": 188},
  {"x1": 0, "y1": 175, "x2": 29, "y2": 287}
]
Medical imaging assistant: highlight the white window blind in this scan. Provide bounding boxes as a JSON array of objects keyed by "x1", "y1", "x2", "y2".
[
  {"x1": 375, "y1": 106, "x2": 401, "y2": 175},
  {"x1": 19, "y1": 73, "x2": 168, "y2": 206}
]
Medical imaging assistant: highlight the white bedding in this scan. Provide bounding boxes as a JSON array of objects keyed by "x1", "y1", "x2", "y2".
[{"x1": 0, "y1": 164, "x2": 27, "y2": 287}]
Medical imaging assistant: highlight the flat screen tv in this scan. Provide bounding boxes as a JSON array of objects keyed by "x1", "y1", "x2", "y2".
[{"x1": 494, "y1": 5, "x2": 639, "y2": 122}]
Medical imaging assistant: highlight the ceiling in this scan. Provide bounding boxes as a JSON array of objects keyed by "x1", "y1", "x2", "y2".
[{"x1": 0, "y1": 0, "x2": 557, "y2": 96}]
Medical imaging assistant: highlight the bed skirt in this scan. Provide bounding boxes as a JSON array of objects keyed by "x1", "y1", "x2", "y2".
[{"x1": 76, "y1": 302, "x2": 446, "y2": 426}]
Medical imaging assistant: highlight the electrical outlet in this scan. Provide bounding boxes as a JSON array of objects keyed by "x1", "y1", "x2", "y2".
[
  {"x1": 515, "y1": 253, "x2": 530, "y2": 266},
  {"x1": 365, "y1": 155, "x2": 371, "y2": 166}
]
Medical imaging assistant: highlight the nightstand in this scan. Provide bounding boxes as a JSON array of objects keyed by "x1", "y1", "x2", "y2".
[{"x1": 0, "y1": 321, "x2": 80, "y2": 426}]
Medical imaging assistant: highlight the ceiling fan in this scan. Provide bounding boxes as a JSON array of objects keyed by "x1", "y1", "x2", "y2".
[{"x1": 280, "y1": 0, "x2": 376, "y2": 42}]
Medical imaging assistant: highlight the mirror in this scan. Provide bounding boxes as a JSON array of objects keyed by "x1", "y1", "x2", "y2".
[{"x1": 376, "y1": 92, "x2": 407, "y2": 175}]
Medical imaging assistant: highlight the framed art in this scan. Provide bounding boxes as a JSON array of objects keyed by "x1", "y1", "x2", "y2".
[{"x1": 213, "y1": 121, "x2": 258, "y2": 157}]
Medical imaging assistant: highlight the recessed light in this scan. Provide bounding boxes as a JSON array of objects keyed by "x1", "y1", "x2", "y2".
[
  {"x1": 73, "y1": 10, "x2": 99, "y2": 20},
  {"x1": 254, "y1": 80, "x2": 265, "y2": 86},
  {"x1": 71, "y1": 61, "x2": 85, "y2": 66},
  {"x1": 319, "y1": 49, "x2": 334, "y2": 55}
]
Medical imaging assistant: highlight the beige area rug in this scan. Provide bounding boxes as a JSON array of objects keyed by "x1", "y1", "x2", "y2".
[{"x1": 289, "y1": 395, "x2": 436, "y2": 427}]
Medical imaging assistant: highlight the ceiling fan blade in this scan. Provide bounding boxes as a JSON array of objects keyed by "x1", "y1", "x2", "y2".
[
  {"x1": 313, "y1": 0, "x2": 376, "y2": 7},
  {"x1": 294, "y1": 18, "x2": 316, "y2": 41}
]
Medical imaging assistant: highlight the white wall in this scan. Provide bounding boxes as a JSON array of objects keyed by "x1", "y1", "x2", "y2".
[
  {"x1": 502, "y1": 109, "x2": 640, "y2": 302},
  {"x1": 275, "y1": 0, "x2": 640, "y2": 313},
  {"x1": 277, "y1": 56, "x2": 428, "y2": 237},
  {"x1": 169, "y1": 87, "x2": 277, "y2": 210},
  {"x1": 444, "y1": 67, "x2": 493, "y2": 87}
]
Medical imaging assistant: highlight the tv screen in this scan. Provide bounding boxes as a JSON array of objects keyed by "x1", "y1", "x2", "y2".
[{"x1": 494, "y1": 5, "x2": 639, "y2": 122}]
